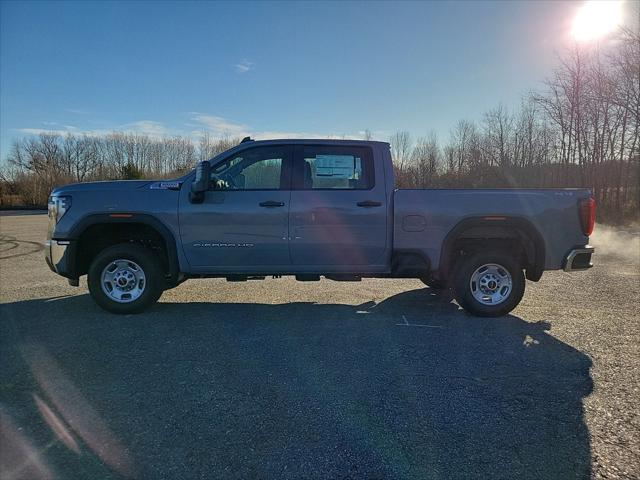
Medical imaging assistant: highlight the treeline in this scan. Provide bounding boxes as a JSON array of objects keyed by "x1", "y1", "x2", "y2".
[
  {"x1": 0, "y1": 132, "x2": 236, "y2": 208},
  {"x1": 1, "y1": 30, "x2": 638, "y2": 223},
  {"x1": 392, "y1": 30, "x2": 639, "y2": 223}
]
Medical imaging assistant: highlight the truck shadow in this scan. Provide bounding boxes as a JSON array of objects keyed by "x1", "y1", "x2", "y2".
[{"x1": 1, "y1": 288, "x2": 592, "y2": 480}]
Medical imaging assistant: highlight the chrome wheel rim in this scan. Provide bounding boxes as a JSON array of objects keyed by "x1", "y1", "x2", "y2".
[
  {"x1": 470, "y1": 263, "x2": 512, "y2": 306},
  {"x1": 101, "y1": 259, "x2": 146, "y2": 303}
]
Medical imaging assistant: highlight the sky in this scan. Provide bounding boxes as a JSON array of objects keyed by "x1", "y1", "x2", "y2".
[{"x1": 1, "y1": 0, "x2": 637, "y2": 161}]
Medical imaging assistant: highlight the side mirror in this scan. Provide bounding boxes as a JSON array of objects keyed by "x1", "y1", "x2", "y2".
[{"x1": 189, "y1": 160, "x2": 211, "y2": 203}]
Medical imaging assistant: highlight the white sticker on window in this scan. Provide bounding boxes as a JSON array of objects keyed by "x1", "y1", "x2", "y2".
[{"x1": 315, "y1": 155, "x2": 355, "y2": 178}]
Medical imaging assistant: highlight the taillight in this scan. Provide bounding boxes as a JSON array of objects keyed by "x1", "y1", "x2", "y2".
[{"x1": 579, "y1": 197, "x2": 596, "y2": 236}]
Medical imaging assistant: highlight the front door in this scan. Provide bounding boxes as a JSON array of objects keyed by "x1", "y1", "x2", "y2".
[
  {"x1": 179, "y1": 145, "x2": 292, "y2": 271},
  {"x1": 288, "y1": 144, "x2": 388, "y2": 270}
]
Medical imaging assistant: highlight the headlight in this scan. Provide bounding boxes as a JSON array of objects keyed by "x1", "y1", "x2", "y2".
[{"x1": 48, "y1": 195, "x2": 72, "y2": 223}]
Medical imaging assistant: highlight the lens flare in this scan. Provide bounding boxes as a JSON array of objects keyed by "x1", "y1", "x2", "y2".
[{"x1": 571, "y1": 1, "x2": 623, "y2": 41}]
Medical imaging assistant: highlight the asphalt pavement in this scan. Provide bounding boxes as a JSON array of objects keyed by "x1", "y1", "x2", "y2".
[{"x1": 1, "y1": 213, "x2": 638, "y2": 480}]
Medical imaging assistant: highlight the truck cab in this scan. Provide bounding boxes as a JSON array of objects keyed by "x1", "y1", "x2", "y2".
[{"x1": 179, "y1": 140, "x2": 393, "y2": 275}]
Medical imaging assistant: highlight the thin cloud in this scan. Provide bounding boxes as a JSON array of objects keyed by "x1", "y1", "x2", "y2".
[
  {"x1": 18, "y1": 128, "x2": 77, "y2": 137},
  {"x1": 357, "y1": 129, "x2": 389, "y2": 141},
  {"x1": 189, "y1": 113, "x2": 249, "y2": 137},
  {"x1": 66, "y1": 108, "x2": 90, "y2": 115},
  {"x1": 17, "y1": 127, "x2": 126, "y2": 138},
  {"x1": 16, "y1": 113, "x2": 372, "y2": 144},
  {"x1": 188, "y1": 112, "x2": 357, "y2": 140},
  {"x1": 252, "y1": 131, "x2": 326, "y2": 140},
  {"x1": 17, "y1": 120, "x2": 169, "y2": 139},
  {"x1": 120, "y1": 120, "x2": 168, "y2": 137},
  {"x1": 42, "y1": 121, "x2": 79, "y2": 130},
  {"x1": 234, "y1": 59, "x2": 253, "y2": 74},
  {"x1": 190, "y1": 116, "x2": 322, "y2": 140}
]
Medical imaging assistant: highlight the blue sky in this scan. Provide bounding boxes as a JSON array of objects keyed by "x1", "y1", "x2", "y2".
[{"x1": 0, "y1": 1, "x2": 635, "y2": 160}]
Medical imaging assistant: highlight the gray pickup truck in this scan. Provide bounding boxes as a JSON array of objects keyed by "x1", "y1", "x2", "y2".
[{"x1": 45, "y1": 138, "x2": 595, "y2": 316}]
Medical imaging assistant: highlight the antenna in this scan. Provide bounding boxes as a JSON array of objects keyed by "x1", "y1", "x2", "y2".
[{"x1": 240, "y1": 136, "x2": 253, "y2": 144}]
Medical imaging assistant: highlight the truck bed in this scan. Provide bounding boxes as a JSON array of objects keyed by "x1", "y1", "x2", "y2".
[{"x1": 393, "y1": 189, "x2": 592, "y2": 270}]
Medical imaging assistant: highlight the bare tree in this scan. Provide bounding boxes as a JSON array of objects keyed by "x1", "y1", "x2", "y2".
[
  {"x1": 412, "y1": 132, "x2": 440, "y2": 187},
  {"x1": 389, "y1": 131, "x2": 413, "y2": 185},
  {"x1": 483, "y1": 103, "x2": 513, "y2": 169}
]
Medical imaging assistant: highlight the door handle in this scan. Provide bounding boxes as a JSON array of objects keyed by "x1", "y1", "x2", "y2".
[
  {"x1": 357, "y1": 200, "x2": 382, "y2": 207},
  {"x1": 259, "y1": 201, "x2": 285, "y2": 207}
]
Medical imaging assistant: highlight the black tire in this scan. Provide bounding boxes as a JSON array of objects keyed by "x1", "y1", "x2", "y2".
[
  {"x1": 420, "y1": 277, "x2": 447, "y2": 290},
  {"x1": 88, "y1": 243, "x2": 163, "y2": 314},
  {"x1": 452, "y1": 250, "x2": 525, "y2": 317}
]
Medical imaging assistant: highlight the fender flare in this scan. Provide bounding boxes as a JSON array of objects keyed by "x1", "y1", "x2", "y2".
[
  {"x1": 68, "y1": 213, "x2": 181, "y2": 282},
  {"x1": 439, "y1": 216, "x2": 546, "y2": 282}
]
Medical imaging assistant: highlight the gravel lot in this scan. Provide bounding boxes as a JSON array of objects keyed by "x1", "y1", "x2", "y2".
[{"x1": 1, "y1": 213, "x2": 638, "y2": 480}]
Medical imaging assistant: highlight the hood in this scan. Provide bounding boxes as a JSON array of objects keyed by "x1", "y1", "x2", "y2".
[{"x1": 51, "y1": 180, "x2": 153, "y2": 196}]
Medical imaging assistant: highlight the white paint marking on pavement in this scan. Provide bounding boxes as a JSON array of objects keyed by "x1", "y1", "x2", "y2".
[
  {"x1": 397, "y1": 324, "x2": 445, "y2": 328},
  {"x1": 396, "y1": 314, "x2": 445, "y2": 328}
]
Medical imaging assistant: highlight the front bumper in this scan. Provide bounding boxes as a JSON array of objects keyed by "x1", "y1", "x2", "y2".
[
  {"x1": 563, "y1": 246, "x2": 594, "y2": 272},
  {"x1": 45, "y1": 239, "x2": 76, "y2": 280}
]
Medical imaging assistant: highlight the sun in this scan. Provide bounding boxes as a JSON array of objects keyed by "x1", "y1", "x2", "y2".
[{"x1": 571, "y1": 1, "x2": 624, "y2": 42}]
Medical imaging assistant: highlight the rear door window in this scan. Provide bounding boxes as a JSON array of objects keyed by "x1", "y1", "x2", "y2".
[{"x1": 294, "y1": 146, "x2": 374, "y2": 190}]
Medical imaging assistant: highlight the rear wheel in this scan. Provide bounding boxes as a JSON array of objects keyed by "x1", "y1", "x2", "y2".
[
  {"x1": 452, "y1": 251, "x2": 525, "y2": 317},
  {"x1": 88, "y1": 243, "x2": 163, "y2": 314}
]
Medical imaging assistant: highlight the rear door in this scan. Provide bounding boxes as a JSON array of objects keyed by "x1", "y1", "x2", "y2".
[
  {"x1": 179, "y1": 145, "x2": 292, "y2": 271},
  {"x1": 288, "y1": 144, "x2": 388, "y2": 270}
]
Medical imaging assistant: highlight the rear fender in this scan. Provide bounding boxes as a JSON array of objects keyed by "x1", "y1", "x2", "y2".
[{"x1": 439, "y1": 217, "x2": 545, "y2": 282}]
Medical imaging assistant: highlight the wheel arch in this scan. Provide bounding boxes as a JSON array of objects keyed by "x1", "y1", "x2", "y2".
[
  {"x1": 438, "y1": 216, "x2": 546, "y2": 283},
  {"x1": 69, "y1": 213, "x2": 180, "y2": 285}
]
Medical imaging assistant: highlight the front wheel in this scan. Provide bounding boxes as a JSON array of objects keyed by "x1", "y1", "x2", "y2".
[
  {"x1": 88, "y1": 243, "x2": 163, "y2": 314},
  {"x1": 452, "y1": 251, "x2": 525, "y2": 317}
]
